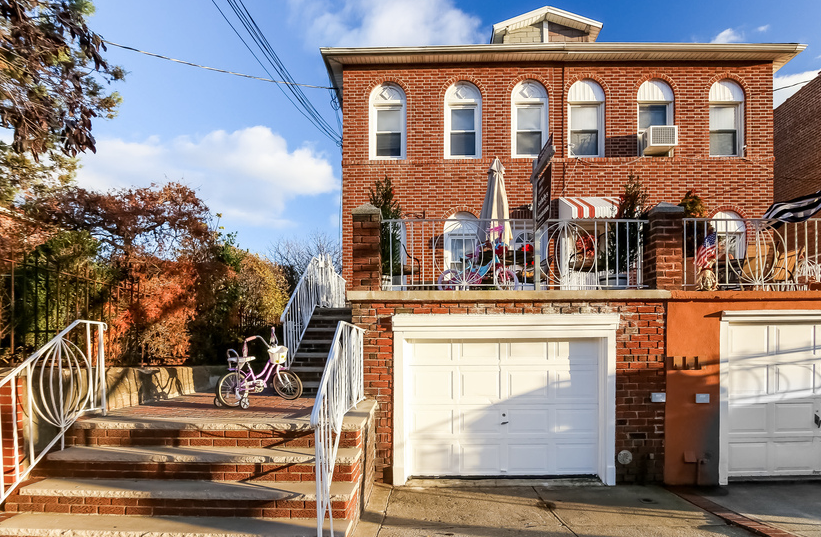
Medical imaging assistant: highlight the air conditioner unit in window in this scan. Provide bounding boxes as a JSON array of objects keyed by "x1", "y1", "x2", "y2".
[{"x1": 642, "y1": 125, "x2": 678, "y2": 156}]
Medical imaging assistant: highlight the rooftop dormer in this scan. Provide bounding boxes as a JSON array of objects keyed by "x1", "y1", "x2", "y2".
[{"x1": 490, "y1": 6, "x2": 603, "y2": 44}]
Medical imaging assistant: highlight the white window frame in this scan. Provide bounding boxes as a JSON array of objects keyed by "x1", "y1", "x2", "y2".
[
  {"x1": 445, "y1": 82, "x2": 482, "y2": 159},
  {"x1": 369, "y1": 83, "x2": 406, "y2": 160},
  {"x1": 511, "y1": 80, "x2": 548, "y2": 158},
  {"x1": 712, "y1": 210, "x2": 747, "y2": 259},
  {"x1": 443, "y1": 212, "x2": 479, "y2": 269},
  {"x1": 567, "y1": 80, "x2": 605, "y2": 158},
  {"x1": 709, "y1": 80, "x2": 745, "y2": 157},
  {"x1": 636, "y1": 79, "x2": 674, "y2": 156}
]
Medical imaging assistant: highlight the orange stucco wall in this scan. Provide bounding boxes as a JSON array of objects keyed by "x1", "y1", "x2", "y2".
[{"x1": 665, "y1": 291, "x2": 821, "y2": 485}]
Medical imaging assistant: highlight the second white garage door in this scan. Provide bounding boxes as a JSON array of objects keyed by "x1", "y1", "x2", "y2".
[{"x1": 406, "y1": 338, "x2": 600, "y2": 477}]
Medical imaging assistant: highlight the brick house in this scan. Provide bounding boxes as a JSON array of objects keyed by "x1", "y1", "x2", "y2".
[
  {"x1": 322, "y1": 6, "x2": 819, "y2": 487},
  {"x1": 774, "y1": 71, "x2": 821, "y2": 202}
]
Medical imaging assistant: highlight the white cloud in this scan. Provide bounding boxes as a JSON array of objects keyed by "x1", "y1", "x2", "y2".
[
  {"x1": 711, "y1": 28, "x2": 744, "y2": 44},
  {"x1": 288, "y1": 0, "x2": 483, "y2": 48},
  {"x1": 76, "y1": 126, "x2": 339, "y2": 228},
  {"x1": 773, "y1": 70, "x2": 820, "y2": 108},
  {"x1": 756, "y1": 24, "x2": 770, "y2": 32}
]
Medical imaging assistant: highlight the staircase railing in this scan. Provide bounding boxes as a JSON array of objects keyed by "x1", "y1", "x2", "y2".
[
  {"x1": 0, "y1": 320, "x2": 107, "y2": 503},
  {"x1": 280, "y1": 255, "x2": 346, "y2": 367},
  {"x1": 310, "y1": 321, "x2": 365, "y2": 537}
]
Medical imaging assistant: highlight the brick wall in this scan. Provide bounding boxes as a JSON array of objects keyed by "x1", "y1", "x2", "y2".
[
  {"x1": 350, "y1": 296, "x2": 666, "y2": 484},
  {"x1": 774, "y1": 73, "x2": 821, "y2": 202},
  {"x1": 0, "y1": 378, "x2": 26, "y2": 483},
  {"x1": 340, "y1": 61, "x2": 775, "y2": 284}
]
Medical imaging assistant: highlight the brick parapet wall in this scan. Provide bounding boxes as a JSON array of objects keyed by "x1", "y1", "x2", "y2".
[
  {"x1": 340, "y1": 61, "x2": 774, "y2": 284},
  {"x1": 351, "y1": 204, "x2": 382, "y2": 291},
  {"x1": 774, "y1": 74, "x2": 821, "y2": 202},
  {"x1": 0, "y1": 377, "x2": 26, "y2": 481},
  {"x1": 350, "y1": 296, "x2": 666, "y2": 484}
]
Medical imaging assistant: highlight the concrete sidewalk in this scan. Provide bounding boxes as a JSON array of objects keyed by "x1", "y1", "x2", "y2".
[{"x1": 355, "y1": 480, "x2": 755, "y2": 537}]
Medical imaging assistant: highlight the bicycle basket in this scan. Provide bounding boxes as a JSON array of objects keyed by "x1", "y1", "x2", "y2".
[{"x1": 267, "y1": 345, "x2": 288, "y2": 365}]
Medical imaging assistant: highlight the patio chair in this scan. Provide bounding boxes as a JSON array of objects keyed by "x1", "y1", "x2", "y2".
[
  {"x1": 739, "y1": 242, "x2": 776, "y2": 287},
  {"x1": 770, "y1": 245, "x2": 805, "y2": 288}
]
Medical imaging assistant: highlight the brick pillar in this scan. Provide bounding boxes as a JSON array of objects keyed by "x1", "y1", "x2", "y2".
[
  {"x1": 643, "y1": 202, "x2": 685, "y2": 290},
  {"x1": 0, "y1": 377, "x2": 26, "y2": 480},
  {"x1": 351, "y1": 203, "x2": 382, "y2": 291}
]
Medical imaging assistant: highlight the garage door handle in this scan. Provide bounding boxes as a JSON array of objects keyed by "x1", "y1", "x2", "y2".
[
  {"x1": 815, "y1": 413, "x2": 821, "y2": 428},
  {"x1": 501, "y1": 420, "x2": 509, "y2": 425}
]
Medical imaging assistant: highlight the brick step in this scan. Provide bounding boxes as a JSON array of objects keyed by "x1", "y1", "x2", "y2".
[
  {"x1": 65, "y1": 408, "x2": 371, "y2": 449},
  {"x1": 5, "y1": 478, "x2": 357, "y2": 520},
  {"x1": 0, "y1": 513, "x2": 350, "y2": 537},
  {"x1": 33, "y1": 446, "x2": 361, "y2": 482}
]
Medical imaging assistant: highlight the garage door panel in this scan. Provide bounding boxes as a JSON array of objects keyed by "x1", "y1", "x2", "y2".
[
  {"x1": 460, "y1": 368, "x2": 500, "y2": 401},
  {"x1": 728, "y1": 442, "x2": 768, "y2": 473},
  {"x1": 773, "y1": 402, "x2": 816, "y2": 433},
  {"x1": 412, "y1": 443, "x2": 454, "y2": 475},
  {"x1": 507, "y1": 408, "x2": 550, "y2": 434},
  {"x1": 411, "y1": 409, "x2": 455, "y2": 436},
  {"x1": 507, "y1": 341, "x2": 548, "y2": 363},
  {"x1": 460, "y1": 407, "x2": 503, "y2": 435},
  {"x1": 410, "y1": 367, "x2": 455, "y2": 402},
  {"x1": 555, "y1": 408, "x2": 599, "y2": 435},
  {"x1": 507, "y1": 369, "x2": 549, "y2": 399},
  {"x1": 728, "y1": 404, "x2": 768, "y2": 434},
  {"x1": 460, "y1": 341, "x2": 500, "y2": 363},
  {"x1": 775, "y1": 325, "x2": 816, "y2": 355},
  {"x1": 508, "y1": 444, "x2": 549, "y2": 473},
  {"x1": 773, "y1": 440, "x2": 817, "y2": 471},
  {"x1": 412, "y1": 341, "x2": 452, "y2": 364},
  {"x1": 555, "y1": 368, "x2": 598, "y2": 400},
  {"x1": 460, "y1": 443, "x2": 502, "y2": 474},
  {"x1": 729, "y1": 365, "x2": 769, "y2": 397},
  {"x1": 729, "y1": 325, "x2": 769, "y2": 357},
  {"x1": 775, "y1": 365, "x2": 815, "y2": 395},
  {"x1": 555, "y1": 442, "x2": 598, "y2": 473}
]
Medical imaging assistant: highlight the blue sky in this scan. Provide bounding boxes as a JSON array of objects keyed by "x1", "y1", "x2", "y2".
[{"x1": 79, "y1": 0, "x2": 821, "y2": 255}]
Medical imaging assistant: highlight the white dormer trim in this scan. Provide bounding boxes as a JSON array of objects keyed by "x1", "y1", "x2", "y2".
[{"x1": 491, "y1": 6, "x2": 603, "y2": 44}]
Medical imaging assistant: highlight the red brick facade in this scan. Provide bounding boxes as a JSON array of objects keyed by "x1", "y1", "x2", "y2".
[
  {"x1": 774, "y1": 73, "x2": 821, "y2": 202},
  {"x1": 339, "y1": 61, "x2": 776, "y2": 283}
]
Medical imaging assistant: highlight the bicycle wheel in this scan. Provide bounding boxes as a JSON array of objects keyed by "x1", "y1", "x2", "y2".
[
  {"x1": 494, "y1": 267, "x2": 519, "y2": 290},
  {"x1": 437, "y1": 269, "x2": 461, "y2": 291},
  {"x1": 217, "y1": 371, "x2": 250, "y2": 407},
  {"x1": 272, "y1": 370, "x2": 303, "y2": 400}
]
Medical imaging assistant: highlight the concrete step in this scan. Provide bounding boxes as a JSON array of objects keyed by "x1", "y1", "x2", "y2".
[
  {"x1": 35, "y1": 446, "x2": 361, "y2": 482},
  {"x1": 288, "y1": 366, "x2": 325, "y2": 373},
  {"x1": 6, "y1": 478, "x2": 357, "y2": 519},
  {"x1": 0, "y1": 513, "x2": 350, "y2": 537}
]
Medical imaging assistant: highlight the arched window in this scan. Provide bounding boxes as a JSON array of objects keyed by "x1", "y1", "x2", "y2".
[
  {"x1": 712, "y1": 210, "x2": 747, "y2": 259},
  {"x1": 443, "y1": 212, "x2": 479, "y2": 269},
  {"x1": 637, "y1": 79, "x2": 674, "y2": 155},
  {"x1": 511, "y1": 80, "x2": 548, "y2": 158},
  {"x1": 370, "y1": 83, "x2": 406, "y2": 159},
  {"x1": 709, "y1": 80, "x2": 744, "y2": 157},
  {"x1": 445, "y1": 82, "x2": 481, "y2": 159},
  {"x1": 567, "y1": 79, "x2": 604, "y2": 157}
]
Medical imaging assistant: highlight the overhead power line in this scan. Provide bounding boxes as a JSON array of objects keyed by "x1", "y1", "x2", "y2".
[
  {"x1": 773, "y1": 77, "x2": 818, "y2": 92},
  {"x1": 211, "y1": 0, "x2": 342, "y2": 146},
  {"x1": 103, "y1": 40, "x2": 333, "y2": 89}
]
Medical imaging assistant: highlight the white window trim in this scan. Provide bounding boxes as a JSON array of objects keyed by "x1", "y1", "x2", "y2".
[
  {"x1": 511, "y1": 81, "x2": 548, "y2": 158},
  {"x1": 636, "y1": 101, "x2": 673, "y2": 156},
  {"x1": 709, "y1": 102, "x2": 744, "y2": 157},
  {"x1": 568, "y1": 102, "x2": 604, "y2": 158},
  {"x1": 369, "y1": 84, "x2": 406, "y2": 160},
  {"x1": 445, "y1": 83, "x2": 482, "y2": 159}
]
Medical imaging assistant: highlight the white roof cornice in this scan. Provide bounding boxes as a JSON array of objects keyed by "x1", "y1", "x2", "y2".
[{"x1": 490, "y1": 6, "x2": 603, "y2": 43}]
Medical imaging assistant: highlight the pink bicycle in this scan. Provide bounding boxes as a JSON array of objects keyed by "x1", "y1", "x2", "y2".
[
  {"x1": 438, "y1": 227, "x2": 518, "y2": 290},
  {"x1": 214, "y1": 328, "x2": 303, "y2": 408}
]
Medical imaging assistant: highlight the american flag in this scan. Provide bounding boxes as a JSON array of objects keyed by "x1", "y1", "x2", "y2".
[{"x1": 696, "y1": 232, "x2": 717, "y2": 268}]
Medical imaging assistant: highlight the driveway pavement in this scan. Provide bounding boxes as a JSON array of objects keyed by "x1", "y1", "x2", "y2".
[
  {"x1": 697, "y1": 482, "x2": 821, "y2": 537},
  {"x1": 354, "y1": 480, "x2": 756, "y2": 537}
]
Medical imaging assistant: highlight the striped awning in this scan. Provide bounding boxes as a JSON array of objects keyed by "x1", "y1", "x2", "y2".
[{"x1": 558, "y1": 197, "x2": 619, "y2": 219}]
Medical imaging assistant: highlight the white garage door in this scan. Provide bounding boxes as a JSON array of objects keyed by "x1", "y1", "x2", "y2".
[
  {"x1": 725, "y1": 320, "x2": 821, "y2": 479},
  {"x1": 406, "y1": 338, "x2": 600, "y2": 477}
]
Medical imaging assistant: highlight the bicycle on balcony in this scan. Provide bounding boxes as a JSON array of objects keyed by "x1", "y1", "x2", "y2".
[{"x1": 437, "y1": 226, "x2": 519, "y2": 291}]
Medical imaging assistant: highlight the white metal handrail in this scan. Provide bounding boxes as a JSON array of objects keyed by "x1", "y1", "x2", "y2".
[
  {"x1": 280, "y1": 255, "x2": 346, "y2": 367},
  {"x1": 0, "y1": 320, "x2": 107, "y2": 503},
  {"x1": 310, "y1": 321, "x2": 365, "y2": 537}
]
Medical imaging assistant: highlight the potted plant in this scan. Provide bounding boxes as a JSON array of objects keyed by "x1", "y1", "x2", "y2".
[
  {"x1": 678, "y1": 189, "x2": 709, "y2": 283},
  {"x1": 369, "y1": 176, "x2": 403, "y2": 288},
  {"x1": 598, "y1": 173, "x2": 649, "y2": 288}
]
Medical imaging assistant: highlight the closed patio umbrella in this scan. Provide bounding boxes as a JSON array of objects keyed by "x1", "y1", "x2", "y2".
[{"x1": 480, "y1": 157, "x2": 512, "y2": 245}]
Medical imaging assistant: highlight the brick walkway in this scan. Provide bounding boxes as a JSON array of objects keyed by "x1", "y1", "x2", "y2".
[{"x1": 101, "y1": 392, "x2": 316, "y2": 423}]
